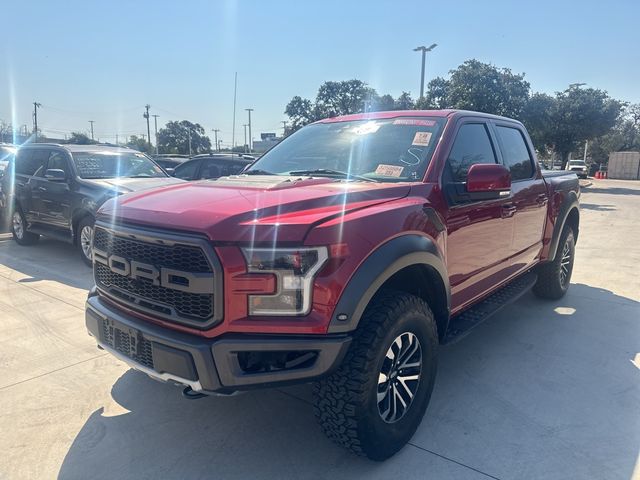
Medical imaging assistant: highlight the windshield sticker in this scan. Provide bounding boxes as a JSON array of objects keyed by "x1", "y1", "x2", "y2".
[
  {"x1": 393, "y1": 119, "x2": 436, "y2": 127},
  {"x1": 412, "y1": 131, "x2": 432, "y2": 146},
  {"x1": 375, "y1": 164, "x2": 404, "y2": 177}
]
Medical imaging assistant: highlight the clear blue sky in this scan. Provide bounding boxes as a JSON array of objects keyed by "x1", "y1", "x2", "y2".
[{"x1": 2, "y1": 0, "x2": 639, "y2": 146}]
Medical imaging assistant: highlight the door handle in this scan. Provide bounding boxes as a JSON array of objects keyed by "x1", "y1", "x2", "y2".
[{"x1": 502, "y1": 203, "x2": 517, "y2": 218}]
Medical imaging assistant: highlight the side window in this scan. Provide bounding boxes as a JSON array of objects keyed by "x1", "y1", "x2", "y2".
[
  {"x1": 227, "y1": 162, "x2": 248, "y2": 175},
  {"x1": 446, "y1": 124, "x2": 497, "y2": 182},
  {"x1": 174, "y1": 160, "x2": 199, "y2": 180},
  {"x1": 200, "y1": 160, "x2": 222, "y2": 179},
  {"x1": 495, "y1": 126, "x2": 534, "y2": 181},
  {"x1": 15, "y1": 149, "x2": 49, "y2": 176},
  {"x1": 46, "y1": 151, "x2": 70, "y2": 177}
]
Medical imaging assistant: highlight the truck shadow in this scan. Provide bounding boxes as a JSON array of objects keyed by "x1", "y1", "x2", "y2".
[
  {"x1": 582, "y1": 186, "x2": 640, "y2": 196},
  {"x1": 0, "y1": 237, "x2": 93, "y2": 291},
  {"x1": 579, "y1": 203, "x2": 616, "y2": 211},
  {"x1": 57, "y1": 284, "x2": 640, "y2": 479}
]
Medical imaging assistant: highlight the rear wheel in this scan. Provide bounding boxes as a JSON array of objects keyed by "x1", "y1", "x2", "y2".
[
  {"x1": 533, "y1": 226, "x2": 575, "y2": 299},
  {"x1": 77, "y1": 216, "x2": 95, "y2": 267},
  {"x1": 11, "y1": 209, "x2": 39, "y2": 245},
  {"x1": 313, "y1": 291, "x2": 438, "y2": 461}
]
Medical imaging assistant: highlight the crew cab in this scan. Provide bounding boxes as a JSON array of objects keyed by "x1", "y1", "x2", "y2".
[
  {"x1": 2, "y1": 144, "x2": 183, "y2": 265},
  {"x1": 85, "y1": 110, "x2": 580, "y2": 460}
]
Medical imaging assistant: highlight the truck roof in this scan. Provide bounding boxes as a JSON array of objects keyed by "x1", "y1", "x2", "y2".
[{"x1": 316, "y1": 109, "x2": 523, "y2": 125}]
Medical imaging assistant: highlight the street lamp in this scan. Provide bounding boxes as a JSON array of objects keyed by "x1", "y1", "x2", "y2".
[{"x1": 413, "y1": 43, "x2": 437, "y2": 99}]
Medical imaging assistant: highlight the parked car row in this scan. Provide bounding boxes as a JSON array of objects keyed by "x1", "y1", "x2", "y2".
[{"x1": 0, "y1": 143, "x2": 256, "y2": 265}]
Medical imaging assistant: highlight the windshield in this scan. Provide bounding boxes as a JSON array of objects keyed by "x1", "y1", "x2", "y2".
[
  {"x1": 247, "y1": 117, "x2": 445, "y2": 182},
  {"x1": 72, "y1": 151, "x2": 166, "y2": 179},
  {"x1": 569, "y1": 160, "x2": 586, "y2": 165}
]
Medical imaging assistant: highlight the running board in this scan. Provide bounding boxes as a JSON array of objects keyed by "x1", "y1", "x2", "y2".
[{"x1": 443, "y1": 272, "x2": 538, "y2": 345}]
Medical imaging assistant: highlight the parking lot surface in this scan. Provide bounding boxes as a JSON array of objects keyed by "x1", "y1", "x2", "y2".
[{"x1": 0, "y1": 179, "x2": 639, "y2": 480}]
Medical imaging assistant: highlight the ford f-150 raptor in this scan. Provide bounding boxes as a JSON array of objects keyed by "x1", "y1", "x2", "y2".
[{"x1": 85, "y1": 110, "x2": 580, "y2": 460}]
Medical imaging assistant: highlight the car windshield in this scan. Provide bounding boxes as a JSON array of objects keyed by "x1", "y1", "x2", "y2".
[
  {"x1": 72, "y1": 151, "x2": 166, "y2": 179},
  {"x1": 569, "y1": 161, "x2": 586, "y2": 165},
  {"x1": 246, "y1": 117, "x2": 445, "y2": 182}
]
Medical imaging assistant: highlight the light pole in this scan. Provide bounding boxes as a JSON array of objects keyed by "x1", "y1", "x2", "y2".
[
  {"x1": 212, "y1": 129, "x2": 220, "y2": 151},
  {"x1": 413, "y1": 43, "x2": 437, "y2": 99},
  {"x1": 245, "y1": 108, "x2": 254, "y2": 152},
  {"x1": 88, "y1": 120, "x2": 95, "y2": 141},
  {"x1": 243, "y1": 124, "x2": 248, "y2": 153}
]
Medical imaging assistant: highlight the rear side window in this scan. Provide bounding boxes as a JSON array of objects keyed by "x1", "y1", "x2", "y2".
[
  {"x1": 446, "y1": 124, "x2": 497, "y2": 182},
  {"x1": 15, "y1": 149, "x2": 49, "y2": 176},
  {"x1": 200, "y1": 160, "x2": 248, "y2": 179},
  {"x1": 496, "y1": 126, "x2": 534, "y2": 181},
  {"x1": 46, "y1": 151, "x2": 70, "y2": 176},
  {"x1": 174, "y1": 160, "x2": 200, "y2": 180}
]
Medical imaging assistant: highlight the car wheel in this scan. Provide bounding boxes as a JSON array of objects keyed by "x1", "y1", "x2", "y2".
[
  {"x1": 77, "y1": 216, "x2": 95, "y2": 267},
  {"x1": 313, "y1": 291, "x2": 438, "y2": 461},
  {"x1": 11, "y1": 208, "x2": 39, "y2": 245},
  {"x1": 533, "y1": 226, "x2": 575, "y2": 300}
]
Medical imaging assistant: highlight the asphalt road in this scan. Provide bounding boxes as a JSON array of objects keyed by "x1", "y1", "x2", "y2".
[{"x1": 0, "y1": 179, "x2": 638, "y2": 480}]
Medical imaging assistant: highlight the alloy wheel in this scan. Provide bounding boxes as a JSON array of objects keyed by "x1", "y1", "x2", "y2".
[
  {"x1": 377, "y1": 332, "x2": 422, "y2": 423},
  {"x1": 12, "y1": 212, "x2": 24, "y2": 239},
  {"x1": 559, "y1": 238, "x2": 572, "y2": 287},
  {"x1": 80, "y1": 225, "x2": 93, "y2": 261}
]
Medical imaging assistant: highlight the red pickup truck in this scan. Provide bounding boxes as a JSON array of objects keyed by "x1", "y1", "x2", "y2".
[{"x1": 85, "y1": 110, "x2": 580, "y2": 460}]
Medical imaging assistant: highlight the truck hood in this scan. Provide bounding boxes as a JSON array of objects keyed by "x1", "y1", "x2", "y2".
[
  {"x1": 98, "y1": 175, "x2": 411, "y2": 243},
  {"x1": 82, "y1": 176, "x2": 185, "y2": 193}
]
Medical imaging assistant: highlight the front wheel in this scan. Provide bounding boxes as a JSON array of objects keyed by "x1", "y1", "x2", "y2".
[
  {"x1": 11, "y1": 209, "x2": 39, "y2": 245},
  {"x1": 533, "y1": 226, "x2": 575, "y2": 300},
  {"x1": 313, "y1": 291, "x2": 438, "y2": 461},
  {"x1": 77, "y1": 216, "x2": 95, "y2": 267}
]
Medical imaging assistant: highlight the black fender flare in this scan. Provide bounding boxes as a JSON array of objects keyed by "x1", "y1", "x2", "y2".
[
  {"x1": 547, "y1": 191, "x2": 579, "y2": 261},
  {"x1": 327, "y1": 234, "x2": 450, "y2": 334}
]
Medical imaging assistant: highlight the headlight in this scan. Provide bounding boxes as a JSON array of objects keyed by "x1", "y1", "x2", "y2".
[{"x1": 241, "y1": 246, "x2": 328, "y2": 316}]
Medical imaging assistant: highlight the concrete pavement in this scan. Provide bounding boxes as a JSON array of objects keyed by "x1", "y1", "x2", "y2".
[{"x1": 0, "y1": 179, "x2": 638, "y2": 479}]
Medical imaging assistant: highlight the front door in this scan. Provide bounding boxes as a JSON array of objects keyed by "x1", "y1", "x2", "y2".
[
  {"x1": 442, "y1": 121, "x2": 516, "y2": 313},
  {"x1": 37, "y1": 150, "x2": 73, "y2": 230}
]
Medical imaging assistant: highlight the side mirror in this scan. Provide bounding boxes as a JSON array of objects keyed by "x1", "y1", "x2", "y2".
[
  {"x1": 44, "y1": 169, "x2": 66, "y2": 182},
  {"x1": 165, "y1": 167, "x2": 175, "y2": 176},
  {"x1": 466, "y1": 164, "x2": 511, "y2": 200}
]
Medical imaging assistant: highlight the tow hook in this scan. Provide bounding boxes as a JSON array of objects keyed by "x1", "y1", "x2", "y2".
[{"x1": 182, "y1": 386, "x2": 208, "y2": 400}]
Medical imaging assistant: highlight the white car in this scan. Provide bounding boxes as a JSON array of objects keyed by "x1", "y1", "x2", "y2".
[{"x1": 566, "y1": 160, "x2": 588, "y2": 179}]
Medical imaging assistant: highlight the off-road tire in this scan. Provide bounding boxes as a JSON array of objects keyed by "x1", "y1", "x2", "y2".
[
  {"x1": 313, "y1": 291, "x2": 438, "y2": 461},
  {"x1": 533, "y1": 226, "x2": 575, "y2": 300},
  {"x1": 11, "y1": 208, "x2": 39, "y2": 246},
  {"x1": 77, "y1": 216, "x2": 95, "y2": 267}
]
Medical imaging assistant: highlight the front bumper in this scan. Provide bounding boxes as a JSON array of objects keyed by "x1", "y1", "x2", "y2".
[{"x1": 85, "y1": 293, "x2": 351, "y2": 395}]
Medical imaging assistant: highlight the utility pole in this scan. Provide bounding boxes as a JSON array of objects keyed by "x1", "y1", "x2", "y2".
[
  {"x1": 218, "y1": 139, "x2": 222, "y2": 151},
  {"x1": 245, "y1": 108, "x2": 254, "y2": 152},
  {"x1": 243, "y1": 124, "x2": 248, "y2": 152},
  {"x1": 281, "y1": 121, "x2": 288, "y2": 136},
  {"x1": 413, "y1": 43, "x2": 437, "y2": 99},
  {"x1": 115, "y1": 133, "x2": 119, "y2": 145},
  {"x1": 212, "y1": 129, "x2": 220, "y2": 151},
  {"x1": 583, "y1": 140, "x2": 589, "y2": 162},
  {"x1": 143, "y1": 104, "x2": 151, "y2": 150},
  {"x1": 88, "y1": 120, "x2": 95, "y2": 141},
  {"x1": 152, "y1": 114, "x2": 160, "y2": 154},
  {"x1": 32, "y1": 102, "x2": 41, "y2": 141},
  {"x1": 188, "y1": 128, "x2": 192, "y2": 156}
]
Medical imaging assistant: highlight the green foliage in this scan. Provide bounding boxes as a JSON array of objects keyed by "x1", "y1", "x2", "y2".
[
  {"x1": 423, "y1": 60, "x2": 530, "y2": 117},
  {"x1": 285, "y1": 81, "x2": 416, "y2": 132},
  {"x1": 125, "y1": 135, "x2": 151, "y2": 153},
  {"x1": 522, "y1": 87, "x2": 624, "y2": 167},
  {"x1": 157, "y1": 120, "x2": 211, "y2": 155},
  {"x1": 66, "y1": 132, "x2": 96, "y2": 145},
  {"x1": 589, "y1": 104, "x2": 640, "y2": 164}
]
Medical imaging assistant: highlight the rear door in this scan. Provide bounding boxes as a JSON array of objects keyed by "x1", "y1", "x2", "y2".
[
  {"x1": 16, "y1": 148, "x2": 49, "y2": 222},
  {"x1": 492, "y1": 123, "x2": 548, "y2": 269},
  {"x1": 443, "y1": 120, "x2": 516, "y2": 312}
]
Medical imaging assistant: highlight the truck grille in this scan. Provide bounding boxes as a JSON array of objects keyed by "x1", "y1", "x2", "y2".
[{"x1": 93, "y1": 226, "x2": 218, "y2": 326}]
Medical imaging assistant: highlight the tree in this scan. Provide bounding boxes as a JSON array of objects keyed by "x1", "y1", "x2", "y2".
[
  {"x1": 394, "y1": 92, "x2": 415, "y2": 110},
  {"x1": 422, "y1": 59, "x2": 530, "y2": 118},
  {"x1": 157, "y1": 120, "x2": 211, "y2": 155},
  {"x1": 589, "y1": 104, "x2": 640, "y2": 164},
  {"x1": 125, "y1": 135, "x2": 151, "y2": 152},
  {"x1": 284, "y1": 96, "x2": 316, "y2": 130},
  {"x1": 522, "y1": 87, "x2": 624, "y2": 167},
  {"x1": 66, "y1": 132, "x2": 96, "y2": 145}
]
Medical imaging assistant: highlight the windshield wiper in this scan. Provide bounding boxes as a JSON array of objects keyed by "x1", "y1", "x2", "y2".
[
  {"x1": 243, "y1": 169, "x2": 275, "y2": 175},
  {"x1": 288, "y1": 169, "x2": 378, "y2": 182}
]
